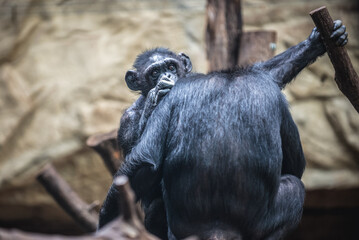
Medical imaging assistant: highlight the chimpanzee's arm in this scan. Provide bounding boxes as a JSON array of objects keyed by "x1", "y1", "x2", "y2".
[
  {"x1": 99, "y1": 99, "x2": 171, "y2": 229},
  {"x1": 99, "y1": 97, "x2": 145, "y2": 229},
  {"x1": 138, "y1": 78, "x2": 175, "y2": 137},
  {"x1": 119, "y1": 78, "x2": 174, "y2": 156},
  {"x1": 280, "y1": 104, "x2": 306, "y2": 178},
  {"x1": 122, "y1": 99, "x2": 171, "y2": 202},
  {"x1": 117, "y1": 96, "x2": 146, "y2": 156},
  {"x1": 258, "y1": 20, "x2": 347, "y2": 89}
]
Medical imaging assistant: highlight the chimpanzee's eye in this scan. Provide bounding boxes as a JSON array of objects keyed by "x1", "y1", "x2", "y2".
[
  {"x1": 151, "y1": 69, "x2": 160, "y2": 78},
  {"x1": 168, "y1": 64, "x2": 177, "y2": 72}
]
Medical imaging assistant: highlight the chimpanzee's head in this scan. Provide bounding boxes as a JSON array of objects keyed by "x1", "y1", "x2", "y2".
[{"x1": 125, "y1": 48, "x2": 192, "y2": 95}]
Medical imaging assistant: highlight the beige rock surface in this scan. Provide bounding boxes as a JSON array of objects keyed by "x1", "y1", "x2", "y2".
[{"x1": 0, "y1": 0, "x2": 358, "y2": 229}]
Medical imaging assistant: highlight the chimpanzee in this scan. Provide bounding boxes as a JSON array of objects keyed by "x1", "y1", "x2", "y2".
[
  {"x1": 118, "y1": 47, "x2": 192, "y2": 156},
  {"x1": 99, "y1": 20, "x2": 348, "y2": 240},
  {"x1": 98, "y1": 48, "x2": 193, "y2": 238}
]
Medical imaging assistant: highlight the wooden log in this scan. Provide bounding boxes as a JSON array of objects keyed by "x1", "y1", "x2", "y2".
[
  {"x1": 86, "y1": 129, "x2": 123, "y2": 176},
  {"x1": 206, "y1": 0, "x2": 243, "y2": 72},
  {"x1": 310, "y1": 6, "x2": 359, "y2": 113},
  {"x1": 37, "y1": 164, "x2": 99, "y2": 232},
  {"x1": 0, "y1": 177, "x2": 162, "y2": 240},
  {"x1": 238, "y1": 31, "x2": 277, "y2": 67}
]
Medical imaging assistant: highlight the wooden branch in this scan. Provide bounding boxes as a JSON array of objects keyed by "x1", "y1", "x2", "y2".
[
  {"x1": 0, "y1": 210, "x2": 158, "y2": 240},
  {"x1": 0, "y1": 176, "x2": 160, "y2": 240},
  {"x1": 206, "y1": 0, "x2": 243, "y2": 71},
  {"x1": 0, "y1": 176, "x2": 201, "y2": 240},
  {"x1": 238, "y1": 31, "x2": 277, "y2": 66},
  {"x1": 310, "y1": 6, "x2": 359, "y2": 113},
  {"x1": 86, "y1": 129, "x2": 123, "y2": 176},
  {"x1": 36, "y1": 164, "x2": 99, "y2": 232}
]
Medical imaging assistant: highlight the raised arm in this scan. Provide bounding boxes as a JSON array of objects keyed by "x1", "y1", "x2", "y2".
[{"x1": 258, "y1": 20, "x2": 348, "y2": 89}]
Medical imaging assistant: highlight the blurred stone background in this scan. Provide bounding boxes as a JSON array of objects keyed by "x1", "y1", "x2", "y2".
[{"x1": 0, "y1": 0, "x2": 358, "y2": 238}]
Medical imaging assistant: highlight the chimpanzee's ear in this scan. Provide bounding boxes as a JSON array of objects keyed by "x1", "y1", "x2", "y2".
[
  {"x1": 178, "y1": 52, "x2": 192, "y2": 73},
  {"x1": 125, "y1": 70, "x2": 141, "y2": 91}
]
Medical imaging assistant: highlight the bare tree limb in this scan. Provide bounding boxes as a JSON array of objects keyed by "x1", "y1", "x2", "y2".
[
  {"x1": 0, "y1": 216, "x2": 159, "y2": 240},
  {"x1": 86, "y1": 129, "x2": 123, "y2": 176},
  {"x1": 310, "y1": 6, "x2": 359, "y2": 113},
  {"x1": 0, "y1": 176, "x2": 161, "y2": 240},
  {"x1": 37, "y1": 164, "x2": 99, "y2": 232}
]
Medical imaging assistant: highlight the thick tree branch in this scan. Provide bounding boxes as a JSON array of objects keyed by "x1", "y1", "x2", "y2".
[
  {"x1": 310, "y1": 6, "x2": 359, "y2": 113},
  {"x1": 86, "y1": 129, "x2": 123, "y2": 176},
  {"x1": 37, "y1": 164, "x2": 99, "y2": 232},
  {"x1": 0, "y1": 176, "x2": 162, "y2": 240}
]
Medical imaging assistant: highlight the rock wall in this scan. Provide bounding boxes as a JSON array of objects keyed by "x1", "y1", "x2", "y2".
[{"x1": 0, "y1": 0, "x2": 358, "y2": 233}]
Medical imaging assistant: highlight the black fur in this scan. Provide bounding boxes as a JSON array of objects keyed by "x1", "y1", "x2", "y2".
[
  {"x1": 99, "y1": 48, "x2": 192, "y2": 239},
  {"x1": 99, "y1": 22, "x2": 348, "y2": 240},
  {"x1": 122, "y1": 67, "x2": 306, "y2": 239}
]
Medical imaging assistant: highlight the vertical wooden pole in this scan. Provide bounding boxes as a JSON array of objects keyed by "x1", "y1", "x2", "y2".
[
  {"x1": 37, "y1": 164, "x2": 99, "y2": 232},
  {"x1": 86, "y1": 129, "x2": 122, "y2": 176},
  {"x1": 206, "y1": 0, "x2": 243, "y2": 72}
]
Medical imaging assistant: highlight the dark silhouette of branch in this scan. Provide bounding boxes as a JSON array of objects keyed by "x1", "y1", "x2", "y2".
[
  {"x1": 0, "y1": 176, "x2": 161, "y2": 240},
  {"x1": 86, "y1": 129, "x2": 123, "y2": 175},
  {"x1": 37, "y1": 164, "x2": 99, "y2": 232},
  {"x1": 310, "y1": 6, "x2": 359, "y2": 113}
]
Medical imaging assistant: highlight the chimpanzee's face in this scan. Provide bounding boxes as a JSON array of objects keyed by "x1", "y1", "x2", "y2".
[
  {"x1": 124, "y1": 49, "x2": 192, "y2": 95},
  {"x1": 143, "y1": 54, "x2": 183, "y2": 88}
]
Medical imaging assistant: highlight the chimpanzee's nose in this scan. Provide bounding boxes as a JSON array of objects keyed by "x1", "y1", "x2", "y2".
[{"x1": 165, "y1": 73, "x2": 173, "y2": 79}]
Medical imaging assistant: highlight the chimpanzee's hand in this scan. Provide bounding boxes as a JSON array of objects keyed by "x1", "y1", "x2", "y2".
[
  {"x1": 148, "y1": 76, "x2": 175, "y2": 106},
  {"x1": 330, "y1": 20, "x2": 348, "y2": 46},
  {"x1": 309, "y1": 20, "x2": 348, "y2": 47}
]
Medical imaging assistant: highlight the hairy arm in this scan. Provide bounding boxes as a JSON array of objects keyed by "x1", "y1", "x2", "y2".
[
  {"x1": 117, "y1": 96, "x2": 146, "y2": 156},
  {"x1": 122, "y1": 99, "x2": 171, "y2": 203},
  {"x1": 99, "y1": 99, "x2": 172, "y2": 229},
  {"x1": 258, "y1": 20, "x2": 347, "y2": 89}
]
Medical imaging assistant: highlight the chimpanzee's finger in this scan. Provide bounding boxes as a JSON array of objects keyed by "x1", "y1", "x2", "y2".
[
  {"x1": 333, "y1": 20, "x2": 342, "y2": 30},
  {"x1": 336, "y1": 32, "x2": 348, "y2": 46},
  {"x1": 149, "y1": 90, "x2": 158, "y2": 106},
  {"x1": 157, "y1": 89, "x2": 171, "y2": 101},
  {"x1": 330, "y1": 25, "x2": 346, "y2": 39},
  {"x1": 340, "y1": 39, "x2": 348, "y2": 47}
]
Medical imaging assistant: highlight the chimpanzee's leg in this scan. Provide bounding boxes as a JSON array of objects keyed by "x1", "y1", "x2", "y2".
[
  {"x1": 254, "y1": 174, "x2": 305, "y2": 240},
  {"x1": 143, "y1": 198, "x2": 168, "y2": 239}
]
